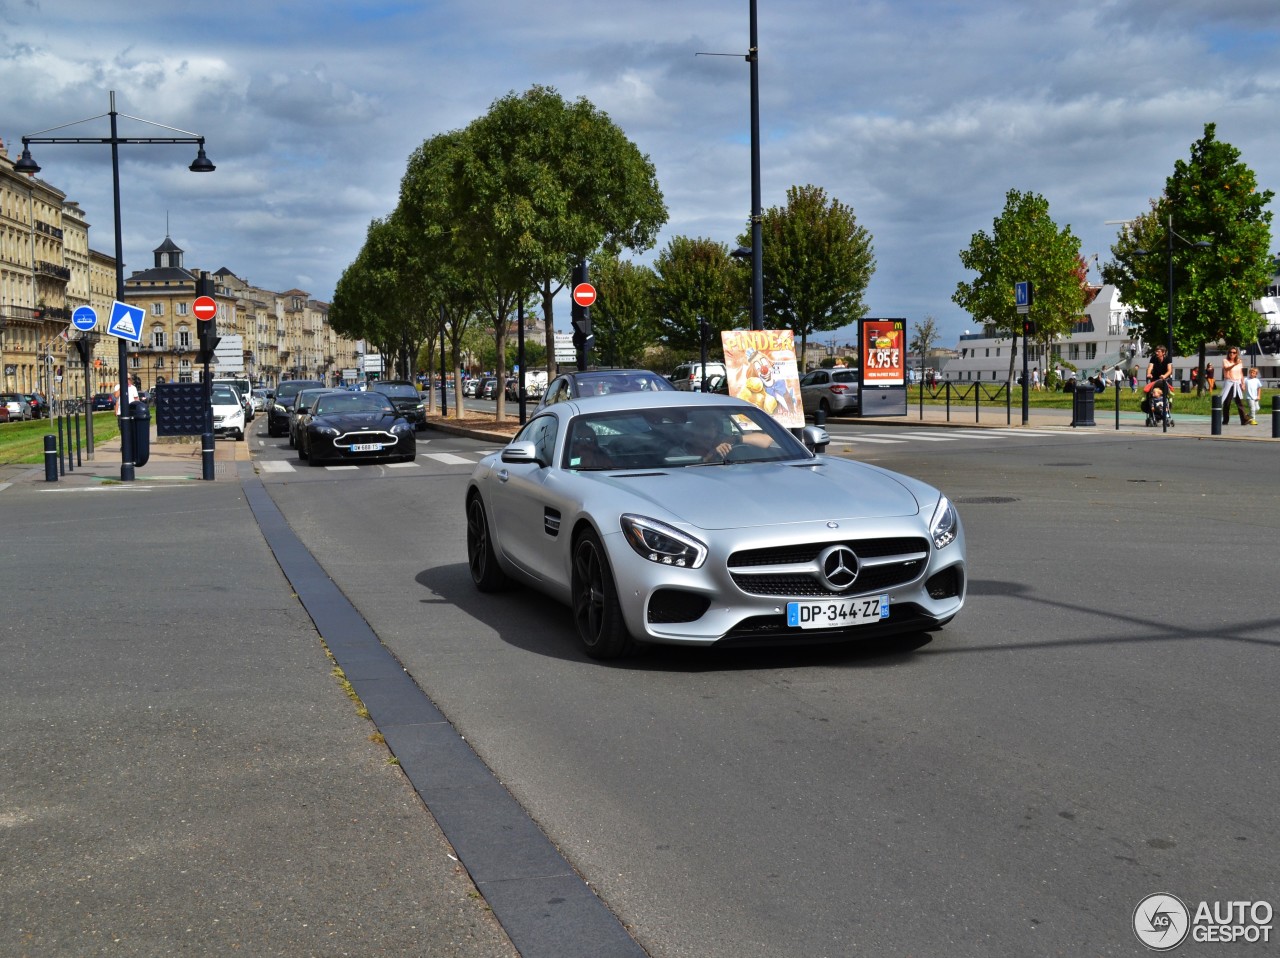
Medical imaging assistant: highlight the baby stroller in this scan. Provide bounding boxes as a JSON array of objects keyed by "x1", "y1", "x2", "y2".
[{"x1": 1142, "y1": 379, "x2": 1174, "y2": 429}]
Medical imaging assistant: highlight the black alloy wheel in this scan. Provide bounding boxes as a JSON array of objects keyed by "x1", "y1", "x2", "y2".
[
  {"x1": 571, "y1": 530, "x2": 636, "y2": 660},
  {"x1": 466, "y1": 495, "x2": 512, "y2": 591}
]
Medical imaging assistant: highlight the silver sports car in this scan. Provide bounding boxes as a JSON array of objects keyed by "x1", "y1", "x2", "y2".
[{"x1": 465, "y1": 392, "x2": 965, "y2": 659}]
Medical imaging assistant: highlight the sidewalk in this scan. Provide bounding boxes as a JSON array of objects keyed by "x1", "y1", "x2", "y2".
[{"x1": 0, "y1": 422, "x2": 519, "y2": 956}]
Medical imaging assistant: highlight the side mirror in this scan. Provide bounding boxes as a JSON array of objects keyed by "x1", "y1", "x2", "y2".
[
  {"x1": 801, "y1": 425, "x2": 829, "y2": 454},
  {"x1": 501, "y1": 440, "x2": 542, "y2": 466}
]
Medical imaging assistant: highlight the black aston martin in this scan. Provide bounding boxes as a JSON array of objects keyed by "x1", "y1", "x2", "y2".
[{"x1": 299, "y1": 391, "x2": 417, "y2": 466}]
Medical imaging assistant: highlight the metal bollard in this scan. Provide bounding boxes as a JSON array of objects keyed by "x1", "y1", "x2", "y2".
[
  {"x1": 43, "y1": 435, "x2": 58, "y2": 481},
  {"x1": 1273, "y1": 395, "x2": 1279, "y2": 439},
  {"x1": 1211, "y1": 395, "x2": 1222, "y2": 436},
  {"x1": 202, "y1": 431, "x2": 215, "y2": 481}
]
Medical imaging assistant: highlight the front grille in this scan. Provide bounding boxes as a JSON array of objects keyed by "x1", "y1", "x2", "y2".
[
  {"x1": 337, "y1": 429, "x2": 396, "y2": 446},
  {"x1": 728, "y1": 536, "x2": 929, "y2": 598}
]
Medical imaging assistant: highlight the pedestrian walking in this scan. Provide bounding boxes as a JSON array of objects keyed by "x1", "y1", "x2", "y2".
[
  {"x1": 1031, "y1": 367, "x2": 1040, "y2": 391},
  {"x1": 1129, "y1": 368, "x2": 1138, "y2": 392},
  {"x1": 1219, "y1": 347, "x2": 1249, "y2": 426},
  {"x1": 1244, "y1": 367, "x2": 1261, "y2": 425},
  {"x1": 1205, "y1": 361, "x2": 1215, "y2": 393},
  {"x1": 1113, "y1": 366, "x2": 1124, "y2": 390}
]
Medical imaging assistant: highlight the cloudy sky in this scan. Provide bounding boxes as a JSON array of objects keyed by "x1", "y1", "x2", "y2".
[{"x1": 3, "y1": 0, "x2": 1278, "y2": 348}]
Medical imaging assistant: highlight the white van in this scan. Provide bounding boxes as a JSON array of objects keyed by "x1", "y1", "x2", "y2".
[{"x1": 669, "y1": 361, "x2": 728, "y2": 392}]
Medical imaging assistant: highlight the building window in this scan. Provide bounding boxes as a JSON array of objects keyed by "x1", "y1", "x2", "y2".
[
  {"x1": 151, "y1": 302, "x2": 164, "y2": 316},
  {"x1": 177, "y1": 302, "x2": 189, "y2": 316},
  {"x1": 151, "y1": 328, "x2": 166, "y2": 349},
  {"x1": 177, "y1": 327, "x2": 192, "y2": 348}
]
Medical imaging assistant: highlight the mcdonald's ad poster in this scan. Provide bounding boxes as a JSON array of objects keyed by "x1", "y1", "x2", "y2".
[
  {"x1": 862, "y1": 319, "x2": 906, "y2": 386},
  {"x1": 720, "y1": 329, "x2": 805, "y2": 429}
]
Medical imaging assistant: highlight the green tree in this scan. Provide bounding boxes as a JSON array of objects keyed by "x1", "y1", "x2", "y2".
[
  {"x1": 953, "y1": 189, "x2": 1087, "y2": 383},
  {"x1": 1103, "y1": 123, "x2": 1274, "y2": 370},
  {"x1": 453, "y1": 85, "x2": 667, "y2": 386},
  {"x1": 745, "y1": 184, "x2": 875, "y2": 366},
  {"x1": 910, "y1": 314, "x2": 940, "y2": 381},
  {"x1": 651, "y1": 236, "x2": 746, "y2": 357},
  {"x1": 590, "y1": 254, "x2": 659, "y2": 368}
]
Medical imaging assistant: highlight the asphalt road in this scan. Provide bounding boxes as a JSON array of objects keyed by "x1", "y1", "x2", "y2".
[{"x1": 253, "y1": 423, "x2": 1278, "y2": 957}]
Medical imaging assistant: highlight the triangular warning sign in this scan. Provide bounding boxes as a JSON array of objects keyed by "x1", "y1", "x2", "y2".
[{"x1": 112, "y1": 313, "x2": 137, "y2": 337}]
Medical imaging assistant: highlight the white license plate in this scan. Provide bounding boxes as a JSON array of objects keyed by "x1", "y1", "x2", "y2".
[
  {"x1": 786, "y1": 594, "x2": 889, "y2": 629},
  {"x1": 351, "y1": 442, "x2": 384, "y2": 452}
]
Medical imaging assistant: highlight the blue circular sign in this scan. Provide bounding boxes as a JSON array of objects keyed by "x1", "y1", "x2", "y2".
[{"x1": 72, "y1": 305, "x2": 98, "y2": 331}]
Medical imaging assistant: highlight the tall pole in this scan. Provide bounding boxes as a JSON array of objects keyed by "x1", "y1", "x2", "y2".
[
  {"x1": 109, "y1": 93, "x2": 135, "y2": 482},
  {"x1": 1166, "y1": 214, "x2": 1175, "y2": 358},
  {"x1": 748, "y1": 0, "x2": 764, "y2": 331}
]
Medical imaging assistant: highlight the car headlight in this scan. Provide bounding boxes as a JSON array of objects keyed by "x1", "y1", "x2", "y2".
[
  {"x1": 391, "y1": 421, "x2": 414, "y2": 433},
  {"x1": 316, "y1": 426, "x2": 339, "y2": 437},
  {"x1": 272, "y1": 403, "x2": 287, "y2": 414},
  {"x1": 929, "y1": 496, "x2": 958, "y2": 549},
  {"x1": 620, "y1": 514, "x2": 707, "y2": 569}
]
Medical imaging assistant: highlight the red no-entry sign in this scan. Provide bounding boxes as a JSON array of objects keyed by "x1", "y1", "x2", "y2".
[
  {"x1": 193, "y1": 295, "x2": 217, "y2": 320},
  {"x1": 572, "y1": 283, "x2": 597, "y2": 308}
]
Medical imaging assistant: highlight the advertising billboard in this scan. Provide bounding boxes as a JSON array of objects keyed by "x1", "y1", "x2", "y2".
[{"x1": 720, "y1": 328, "x2": 805, "y2": 429}]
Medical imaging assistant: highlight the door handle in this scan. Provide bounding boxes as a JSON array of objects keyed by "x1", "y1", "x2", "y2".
[{"x1": 498, "y1": 469, "x2": 510, "y2": 482}]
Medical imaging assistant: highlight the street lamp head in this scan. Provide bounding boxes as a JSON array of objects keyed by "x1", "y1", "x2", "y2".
[
  {"x1": 188, "y1": 142, "x2": 216, "y2": 173},
  {"x1": 14, "y1": 142, "x2": 40, "y2": 174}
]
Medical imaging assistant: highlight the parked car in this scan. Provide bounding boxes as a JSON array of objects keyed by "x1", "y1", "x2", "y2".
[
  {"x1": 0, "y1": 404, "x2": 9, "y2": 423},
  {"x1": 289, "y1": 387, "x2": 337, "y2": 448},
  {"x1": 212, "y1": 377, "x2": 254, "y2": 421},
  {"x1": 209, "y1": 383, "x2": 246, "y2": 440},
  {"x1": 266, "y1": 380, "x2": 325, "y2": 437},
  {"x1": 480, "y1": 378, "x2": 500, "y2": 400},
  {"x1": 91, "y1": 393, "x2": 115, "y2": 411},
  {"x1": 25, "y1": 393, "x2": 48, "y2": 418},
  {"x1": 249, "y1": 388, "x2": 270, "y2": 413},
  {"x1": 462, "y1": 378, "x2": 483, "y2": 399},
  {"x1": 367, "y1": 380, "x2": 427, "y2": 430},
  {"x1": 669, "y1": 361, "x2": 728, "y2": 392},
  {"x1": 0, "y1": 393, "x2": 31, "y2": 420},
  {"x1": 299, "y1": 390, "x2": 416, "y2": 466},
  {"x1": 799, "y1": 368, "x2": 860, "y2": 417},
  {"x1": 465, "y1": 392, "x2": 966, "y2": 659},
  {"x1": 536, "y1": 369, "x2": 674, "y2": 410}
]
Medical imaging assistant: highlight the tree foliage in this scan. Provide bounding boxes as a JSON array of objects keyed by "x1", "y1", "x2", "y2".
[
  {"x1": 746, "y1": 184, "x2": 875, "y2": 364},
  {"x1": 1102, "y1": 123, "x2": 1274, "y2": 359},
  {"x1": 590, "y1": 253, "x2": 659, "y2": 368},
  {"x1": 651, "y1": 237, "x2": 747, "y2": 357},
  {"x1": 953, "y1": 189, "x2": 1087, "y2": 380}
]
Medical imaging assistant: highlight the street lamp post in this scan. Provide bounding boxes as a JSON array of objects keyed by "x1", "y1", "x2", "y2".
[
  {"x1": 1134, "y1": 214, "x2": 1211, "y2": 360},
  {"x1": 15, "y1": 91, "x2": 215, "y2": 481}
]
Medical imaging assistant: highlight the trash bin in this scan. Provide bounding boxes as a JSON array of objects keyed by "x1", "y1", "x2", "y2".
[
  {"x1": 129, "y1": 399, "x2": 151, "y2": 468},
  {"x1": 1071, "y1": 385, "x2": 1095, "y2": 427},
  {"x1": 1180, "y1": 380, "x2": 1190, "y2": 393}
]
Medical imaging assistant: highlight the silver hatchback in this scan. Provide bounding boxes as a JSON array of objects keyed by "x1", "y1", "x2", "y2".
[{"x1": 800, "y1": 368, "x2": 860, "y2": 417}]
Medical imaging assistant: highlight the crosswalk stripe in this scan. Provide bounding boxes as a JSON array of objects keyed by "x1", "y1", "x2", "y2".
[
  {"x1": 831, "y1": 436, "x2": 908, "y2": 445},
  {"x1": 424, "y1": 452, "x2": 477, "y2": 465},
  {"x1": 259, "y1": 460, "x2": 295, "y2": 472}
]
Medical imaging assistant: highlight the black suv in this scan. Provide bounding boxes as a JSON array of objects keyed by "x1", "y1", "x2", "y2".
[
  {"x1": 266, "y1": 380, "x2": 325, "y2": 437},
  {"x1": 367, "y1": 380, "x2": 426, "y2": 430}
]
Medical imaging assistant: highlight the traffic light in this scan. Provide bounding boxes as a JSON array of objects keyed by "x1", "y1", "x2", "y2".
[
  {"x1": 1022, "y1": 319, "x2": 1037, "y2": 337},
  {"x1": 195, "y1": 272, "x2": 220, "y2": 359},
  {"x1": 570, "y1": 260, "x2": 593, "y2": 359}
]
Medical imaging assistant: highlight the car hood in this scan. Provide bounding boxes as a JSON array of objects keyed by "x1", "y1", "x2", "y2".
[
  {"x1": 312, "y1": 411, "x2": 404, "y2": 430},
  {"x1": 588, "y1": 459, "x2": 922, "y2": 530}
]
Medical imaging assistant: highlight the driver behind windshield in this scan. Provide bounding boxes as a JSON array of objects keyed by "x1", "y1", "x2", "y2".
[{"x1": 686, "y1": 410, "x2": 776, "y2": 463}]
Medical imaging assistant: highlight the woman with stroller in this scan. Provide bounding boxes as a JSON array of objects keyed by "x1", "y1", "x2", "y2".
[{"x1": 1144, "y1": 345, "x2": 1175, "y2": 426}]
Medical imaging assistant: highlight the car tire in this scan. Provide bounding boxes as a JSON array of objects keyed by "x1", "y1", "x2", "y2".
[
  {"x1": 467, "y1": 494, "x2": 512, "y2": 592},
  {"x1": 298, "y1": 440, "x2": 308, "y2": 461},
  {"x1": 819, "y1": 399, "x2": 831, "y2": 415},
  {"x1": 236, "y1": 429, "x2": 244, "y2": 441},
  {"x1": 571, "y1": 529, "x2": 636, "y2": 660}
]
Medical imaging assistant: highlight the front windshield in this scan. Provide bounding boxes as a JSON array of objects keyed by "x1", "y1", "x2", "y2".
[
  {"x1": 372, "y1": 384, "x2": 419, "y2": 399},
  {"x1": 564, "y1": 404, "x2": 810, "y2": 470},
  {"x1": 574, "y1": 371, "x2": 674, "y2": 397},
  {"x1": 211, "y1": 386, "x2": 239, "y2": 405},
  {"x1": 312, "y1": 393, "x2": 395, "y2": 416}
]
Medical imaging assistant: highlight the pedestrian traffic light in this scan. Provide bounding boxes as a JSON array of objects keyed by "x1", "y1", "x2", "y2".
[{"x1": 1022, "y1": 319, "x2": 1037, "y2": 336}]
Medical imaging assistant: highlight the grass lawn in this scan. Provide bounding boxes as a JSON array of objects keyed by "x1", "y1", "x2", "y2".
[{"x1": 0, "y1": 413, "x2": 120, "y2": 465}]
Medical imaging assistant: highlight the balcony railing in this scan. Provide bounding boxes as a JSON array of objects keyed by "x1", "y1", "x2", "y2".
[{"x1": 36, "y1": 261, "x2": 71, "y2": 282}]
